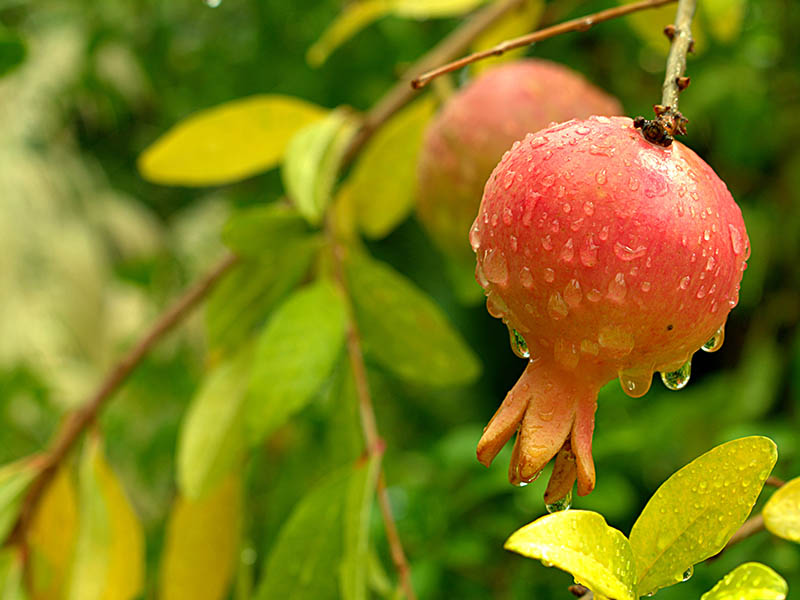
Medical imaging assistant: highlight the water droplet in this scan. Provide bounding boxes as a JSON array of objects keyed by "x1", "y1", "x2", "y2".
[
  {"x1": 696, "y1": 285, "x2": 707, "y2": 299},
  {"x1": 580, "y1": 339, "x2": 599, "y2": 355},
  {"x1": 614, "y1": 242, "x2": 647, "y2": 261},
  {"x1": 503, "y1": 170, "x2": 516, "y2": 190},
  {"x1": 580, "y1": 235, "x2": 599, "y2": 267},
  {"x1": 502, "y1": 207, "x2": 513, "y2": 225},
  {"x1": 570, "y1": 217, "x2": 584, "y2": 231},
  {"x1": 542, "y1": 174, "x2": 555, "y2": 188},
  {"x1": 547, "y1": 293, "x2": 569, "y2": 320},
  {"x1": 576, "y1": 125, "x2": 591, "y2": 135},
  {"x1": 508, "y1": 327, "x2": 530, "y2": 359},
  {"x1": 551, "y1": 219, "x2": 560, "y2": 233},
  {"x1": 641, "y1": 281, "x2": 652, "y2": 292},
  {"x1": 702, "y1": 325, "x2": 725, "y2": 352},
  {"x1": 469, "y1": 224, "x2": 481, "y2": 251},
  {"x1": 545, "y1": 489, "x2": 573, "y2": 513},
  {"x1": 681, "y1": 566, "x2": 694, "y2": 582},
  {"x1": 530, "y1": 135, "x2": 548, "y2": 148},
  {"x1": 542, "y1": 235, "x2": 553, "y2": 251},
  {"x1": 607, "y1": 272, "x2": 627, "y2": 302},
  {"x1": 599, "y1": 326, "x2": 634, "y2": 356},
  {"x1": 703, "y1": 229, "x2": 711, "y2": 241},
  {"x1": 554, "y1": 338, "x2": 579, "y2": 369},
  {"x1": 628, "y1": 177, "x2": 640, "y2": 191},
  {"x1": 586, "y1": 288, "x2": 602, "y2": 302},
  {"x1": 679, "y1": 275, "x2": 691, "y2": 290},
  {"x1": 205, "y1": 0, "x2": 222, "y2": 6},
  {"x1": 660, "y1": 357, "x2": 692, "y2": 390},
  {"x1": 491, "y1": 213, "x2": 499, "y2": 227},
  {"x1": 562, "y1": 202, "x2": 571, "y2": 214},
  {"x1": 618, "y1": 369, "x2": 653, "y2": 398},
  {"x1": 589, "y1": 144, "x2": 614, "y2": 157},
  {"x1": 486, "y1": 293, "x2": 509, "y2": 319},
  {"x1": 519, "y1": 267, "x2": 534, "y2": 289},
  {"x1": 544, "y1": 268, "x2": 555, "y2": 283},
  {"x1": 522, "y1": 198, "x2": 536, "y2": 226},
  {"x1": 559, "y1": 238, "x2": 575, "y2": 262},
  {"x1": 475, "y1": 263, "x2": 489, "y2": 288},
  {"x1": 598, "y1": 226, "x2": 609, "y2": 241},
  {"x1": 483, "y1": 249, "x2": 509, "y2": 285},
  {"x1": 595, "y1": 169, "x2": 607, "y2": 185},
  {"x1": 583, "y1": 201, "x2": 594, "y2": 216},
  {"x1": 510, "y1": 235, "x2": 518, "y2": 252},
  {"x1": 563, "y1": 279, "x2": 582, "y2": 307},
  {"x1": 728, "y1": 224, "x2": 743, "y2": 254},
  {"x1": 543, "y1": 150, "x2": 553, "y2": 160}
]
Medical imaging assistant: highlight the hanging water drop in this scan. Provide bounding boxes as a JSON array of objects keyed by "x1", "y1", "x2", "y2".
[
  {"x1": 545, "y1": 489, "x2": 573, "y2": 513},
  {"x1": 508, "y1": 327, "x2": 530, "y2": 359},
  {"x1": 701, "y1": 325, "x2": 725, "y2": 353},
  {"x1": 681, "y1": 566, "x2": 694, "y2": 582},
  {"x1": 618, "y1": 369, "x2": 653, "y2": 398},
  {"x1": 660, "y1": 358, "x2": 692, "y2": 390}
]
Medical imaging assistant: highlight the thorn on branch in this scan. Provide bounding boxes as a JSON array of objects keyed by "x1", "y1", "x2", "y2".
[
  {"x1": 663, "y1": 24, "x2": 675, "y2": 40},
  {"x1": 688, "y1": 38, "x2": 696, "y2": 53},
  {"x1": 676, "y1": 76, "x2": 690, "y2": 90},
  {"x1": 569, "y1": 584, "x2": 590, "y2": 597}
]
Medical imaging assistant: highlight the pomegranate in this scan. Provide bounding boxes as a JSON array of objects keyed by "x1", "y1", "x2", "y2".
[
  {"x1": 416, "y1": 59, "x2": 622, "y2": 263},
  {"x1": 472, "y1": 116, "x2": 749, "y2": 502}
]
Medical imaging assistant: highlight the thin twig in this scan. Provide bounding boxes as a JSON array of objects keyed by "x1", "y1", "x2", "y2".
[
  {"x1": 633, "y1": 0, "x2": 697, "y2": 145},
  {"x1": 766, "y1": 475, "x2": 786, "y2": 488},
  {"x1": 410, "y1": 0, "x2": 678, "y2": 90},
  {"x1": 8, "y1": 252, "x2": 239, "y2": 545}
]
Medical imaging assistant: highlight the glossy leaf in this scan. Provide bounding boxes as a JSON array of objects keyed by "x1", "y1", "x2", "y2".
[
  {"x1": 221, "y1": 204, "x2": 309, "y2": 259},
  {"x1": 205, "y1": 235, "x2": 321, "y2": 355},
  {"x1": 630, "y1": 436, "x2": 777, "y2": 597},
  {"x1": 470, "y1": 0, "x2": 544, "y2": 75},
  {"x1": 177, "y1": 350, "x2": 252, "y2": 500},
  {"x1": 159, "y1": 474, "x2": 242, "y2": 600},
  {"x1": 763, "y1": 476, "x2": 800, "y2": 543},
  {"x1": 346, "y1": 253, "x2": 480, "y2": 386},
  {"x1": 28, "y1": 466, "x2": 79, "y2": 600},
  {"x1": 701, "y1": 562, "x2": 787, "y2": 600},
  {"x1": 281, "y1": 109, "x2": 358, "y2": 225},
  {"x1": 138, "y1": 95, "x2": 326, "y2": 186},
  {"x1": 341, "y1": 456, "x2": 380, "y2": 600},
  {"x1": 68, "y1": 438, "x2": 144, "y2": 600},
  {"x1": 349, "y1": 95, "x2": 436, "y2": 239},
  {"x1": 505, "y1": 510, "x2": 636, "y2": 600},
  {"x1": 246, "y1": 279, "x2": 348, "y2": 443},
  {"x1": 0, "y1": 459, "x2": 37, "y2": 544}
]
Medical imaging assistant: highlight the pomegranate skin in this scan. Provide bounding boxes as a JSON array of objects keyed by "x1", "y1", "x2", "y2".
[
  {"x1": 472, "y1": 116, "x2": 749, "y2": 498},
  {"x1": 416, "y1": 59, "x2": 622, "y2": 262}
]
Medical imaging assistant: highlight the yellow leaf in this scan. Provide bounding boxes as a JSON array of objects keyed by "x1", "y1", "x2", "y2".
[
  {"x1": 505, "y1": 510, "x2": 636, "y2": 600},
  {"x1": 622, "y1": 1, "x2": 706, "y2": 55},
  {"x1": 701, "y1": 562, "x2": 787, "y2": 600},
  {"x1": 350, "y1": 95, "x2": 436, "y2": 238},
  {"x1": 138, "y1": 95, "x2": 327, "y2": 186},
  {"x1": 307, "y1": 1, "x2": 393, "y2": 67},
  {"x1": 29, "y1": 467, "x2": 79, "y2": 600},
  {"x1": 763, "y1": 476, "x2": 800, "y2": 543},
  {"x1": 470, "y1": 0, "x2": 544, "y2": 75},
  {"x1": 392, "y1": 0, "x2": 487, "y2": 18},
  {"x1": 700, "y1": 0, "x2": 746, "y2": 43},
  {"x1": 159, "y1": 474, "x2": 242, "y2": 600}
]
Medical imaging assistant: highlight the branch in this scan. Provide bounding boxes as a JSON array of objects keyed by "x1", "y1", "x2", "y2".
[
  {"x1": 633, "y1": 0, "x2": 697, "y2": 145},
  {"x1": 410, "y1": 0, "x2": 678, "y2": 90},
  {"x1": 8, "y1": 252, "x2": 238, "y2": 545}
]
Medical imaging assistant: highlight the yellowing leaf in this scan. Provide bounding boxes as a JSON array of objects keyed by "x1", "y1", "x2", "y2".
[
  {"x1": 505, "y1": 510, "x2": 636, "y2": 600},
  {"x1": 470, "y1": 0, "x2": 544, "y2": 75},
  {"x1": 393, "y1": 0, "x2": 487, "y2": 18},
  {"x1": 282, "y1": 109, "x2": 359, "y2": 225},
  {"x1": 29, "y1": 467, "x2": 79, "y2": 600},
  {"x1": 346, "y1": 252, "x2": 480, "y2": 386},
  {"x1": 350, "y1": 95, "x2": 436, "y2": 239},
  {"x1": 159, "y1": 474, "x2": 242, "y2": 600},
  {"x1": 0, "y1": 549, "x2": 26, "y2": 600},
  {"x1": 630, "y1": 436, "x2": 777, "y2": 597},
  {"x1": 138, "y1": 95, "x2": 326, "y2": 186},
  {"x1": 307, "y1": 1, "x2": 393, "y2": 67},
  {"x1": 622, "y1": 1, "x2": 706, "y2": 56},
  {"x1": 0, "y1": 459, "x2": 37, "y2": 543},
  {"x1": 246, "y1": 279, "x2": 348, "y2": 443},
  {"x1": 763, "y1": 476, "x2": 800, "y2": 543},
  {"x1": 700, "y1": 0, "x2": 746, "y2": 43},
  {"x1": 701, "y1": 562, "x2": 787, "y2": 600},
  {"x1": 68, "y1": 438, "x2": 144, "y2": 600},
  {"x1": 177, "y1": 350, "x2": 252, "y2": 500}
]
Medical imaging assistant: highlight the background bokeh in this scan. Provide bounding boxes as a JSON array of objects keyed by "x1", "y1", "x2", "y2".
[{"x1": 1, "y1": 0, "x2": 798, "y2": 597}]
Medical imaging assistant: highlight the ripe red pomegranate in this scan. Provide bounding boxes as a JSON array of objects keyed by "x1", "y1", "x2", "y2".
[
  {"x1": 472, "y1": 116, "x2": 749, "y2": 502},
  {"x1": 417, "y1": 59, "x2": 622, "y2": 263}
]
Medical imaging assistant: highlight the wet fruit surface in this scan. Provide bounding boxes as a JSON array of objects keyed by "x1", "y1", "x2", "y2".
[{"x1": 472, "y1": 116, "x2": 749, "y2": 499}]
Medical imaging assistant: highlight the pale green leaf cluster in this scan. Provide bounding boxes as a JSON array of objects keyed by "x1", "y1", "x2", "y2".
[
  {"x1": 701, "y1": 562, "x2": 787, "y2": 600},
  {"x1": 763, "y1": 476, "x2": 800, "y2": 543}
]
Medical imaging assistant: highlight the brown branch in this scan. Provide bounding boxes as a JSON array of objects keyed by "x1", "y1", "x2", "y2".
[
  {"x1": 8, "y1": 252, "x2": 239, "y2": 545},
  {"x1": 410, "y1": 0, "x2": 678, "y2": 90}
]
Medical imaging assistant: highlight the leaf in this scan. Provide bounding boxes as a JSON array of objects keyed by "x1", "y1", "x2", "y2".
[
  {"x1": 0, "y1": 549, "x2": 26, "y2": 600},
  {"x1": 392, "y1": 0, "x2": 487, "y2": 18},
  {"x1": 0, "y1": 26, "x2": 26, "y2": 78},
  {"x1": 349, "y1": 95, "x2": 436, "y2": 239},
  {"x1": 340, "y1": 456, "x2": 380, "y2": 600},
  {"x1": 205, "y1": 234, "x2": 321, "y2": 355},
  {"x1": 700, "y1": 0, "x2": 746, "y2": 43},
  {"x1": 68, "y1": 437, "x2": 145, "y2": 600},
  {"x1": 138, "y1": 95, "x2": 326, "y2": 186},
  {"x1": 701, "y1": 562, "x2": 787, "y2": 600},
  {"x1": 346, "y1": 253, "x2": 480, "y2": 386},
  {"x1": 246, "y1": 279, "x2": 348, "y2": 444},
  {"x1": 622, "y1": 1, "x2": 706, "y2": 55},
  {"x1": 763, "y1": 476, "x2": 800, "y2": 543},
  {"x1": 307, "y1": 1, "x2": 393, "y2": 67},
  {"x1": 281, "y1": 109, "x2": 359, "y2": 225},
  {"x1": 0, "y1": 459, "x2": 37, "y2": 544},
  {"x1": 28, "y1": 466, "x2": 79, "y2": 600},
  {"x1": 177, "y1": 349, "x2": 252, "y2": 500},
  {"x1": 504, "y1": 510, "x2": 636, "y2": 600},
  {"x1": 629, "y1": 436, "x2": 777, "y2": 597},
  {"x1": 159, "y1": 474, "x2": 242, "y2": 600},
  {"x1": 470, "y1": 0, "x2": 544, "y2": 75},
  {"x1": 221, "y1": 204, "x2": 310, "y2": 259}
]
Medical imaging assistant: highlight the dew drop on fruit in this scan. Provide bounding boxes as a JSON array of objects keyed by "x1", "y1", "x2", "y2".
[
  {"x1": 702, "y1": 325, "x2": 725, "y2": 352},
  {"x1": 729, "y1": 223, "x2": 744, "y2": 255},
  {"x1": 519, "y1": 266, "x2": 534, "y2": 289},
  {"x1": 542, "y1": 174, "x2": 555, "y2": 188},
  {"x1": 606, "y1": 272, "x2": 627, "y2": 302},
  {"x1": 580, "y1": 339, "x2": 599, "y2": 355},
  {"x1": 586, "y1": 288, "x2": 602, "y2": 302},
  {"x1": 503, "y1": 170, "x2": 516, "y2": 190},
  {"x1": 618, "y1": 369, "x2": 653, "y2": 398},
  {"x1": 660, "y1": 357, "x2": 692, "y2": 390},
  {"x1": 564, "y1": 279, "x2": 582, "y2": 307},
  {"x1": 580, "y1": 235, "x2": 599, "y2": 267},
  {"x1": 483, "y1": 249, "x2": 509, "y2": 285},
  {"x1": 598, "y1": 326, "x2": 634, "y2": 355},
  {"x1": 469, "y1": 224, "x2": 481, "y2": 251},
  {"x1": 510, "y1": 235, "x2": 518, "y2": 252},
  {"x1": 486, "y1": 293, "x2": 508, "y2": 319},
  {"x1": 503, "y1": 206, "x2": 513, "y2": 225},
  {"x1": 475, "y1": 263, "x2": 489, "y2": 288},
  {"x1": 554, "y1": 338, "x2": 579, "y2": 369},
  {"x1": 583, "y1": 201, "x2": 594, "y2": 216},
  {"x1": 576, "y1": 125, "x2": 591, "y2": 135},
  {"x1": 547, "y1": 293, "x2": 569, "y2": 320},
  {"x1": 598, "y1": 226, "x2": 609, "y2": 241},
  {"x1": 545, "y1": 489, "x2": 572, "y2": 513},
  {"x1": 542, "y1": 235, "x2": 553, "y2": 251},
  {"x1": 628, "y1": 177, "x2": 640, "y2": 191},
  {"x1": 508, "y1": 327, "x2": 530, "y2": 359},
  {"x1": 614, "y1": 242, "x2": 647, "y2": 261},
  {"x1": 544, "y1": 268, "x2": 555, "y2": 283},
  {"x1": 641, "y1": 281, "x2": 652, "y2": 292},
  {"x1": 559, "y1": 238, "x2": 575, "y2": 263},
  {"x1": 529, "y1": 135, "x2": 548, "y2": 148},
  {"x1": 595, "y1": 169, "x2": 607, "y2": 185},
  {"x1": 679, "y1": 275, "x2": 691, "y2": 290}
]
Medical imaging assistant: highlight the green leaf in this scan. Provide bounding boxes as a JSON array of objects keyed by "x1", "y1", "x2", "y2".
[
  {"x1": 346, "y1": 253, "x2": 480, "y2": 386},
  {"x1": 629, "y1": 436, "x2": 778, "y2": 597},
  {"x1": 221, "y1": 204, "x2": 310, "y2": 259},
  {"x1": 701, "y1": 562, "x2": 787, "y2": 600},
  {"x1": 159, "y1": 474, "x2": 242, "y2": 600},
  {"x1": 622, "y1": 1, "x2": 706, "y2": 55},
  {"x1": 700, "y1": 0, "x2": 746, "y2": 43},
  {"x1": 177, "y1": 350, "x2": 252, "y2": 500},
  {"x1": 0, "y1": 27, "x2": 26, "y2": 78},
  {"x1": 392, "y1": 0, "x2": 487, "y2": 18},
  {"x1": 505, "y1": 510, "x2": 636, "y2": 600},
  {"x1": 0, "y1": 460, "x2": 36, "y2": 544},
  {"x1": 0, "y1": 549, "x2": 26, "y2": 600},
  {"x1": 763, "y1": 476, "x2": 800, "y2": 543},
  {"x1": 340, "y1": 456, "x2": 380, "y2": 600},
  {"x1": 205, "y1": 235, "x2": 321, "y2": 355},
  {"x1": 350, "y1": 95, "x2": 436, "y2": 239},
  {"x1": 246, "y1": 279, "x2": 348, "y2": 444},
  {"x1": 281, "y1": 109, "x2": 359, "y2": 226},
  {"x1": 307, "y1": 1, "x2": 393, "y2": 67},
  {"x1": 138, "y1": 95, "x2": 326, "y2": 186},
  {"x1": 469, "y1": 0, "x2": 543, "y2": 75}
]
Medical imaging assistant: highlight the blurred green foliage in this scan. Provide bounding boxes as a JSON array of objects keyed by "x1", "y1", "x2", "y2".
[{"x1": 1, "y1": 0, "x2": 799, "y2": 598}]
